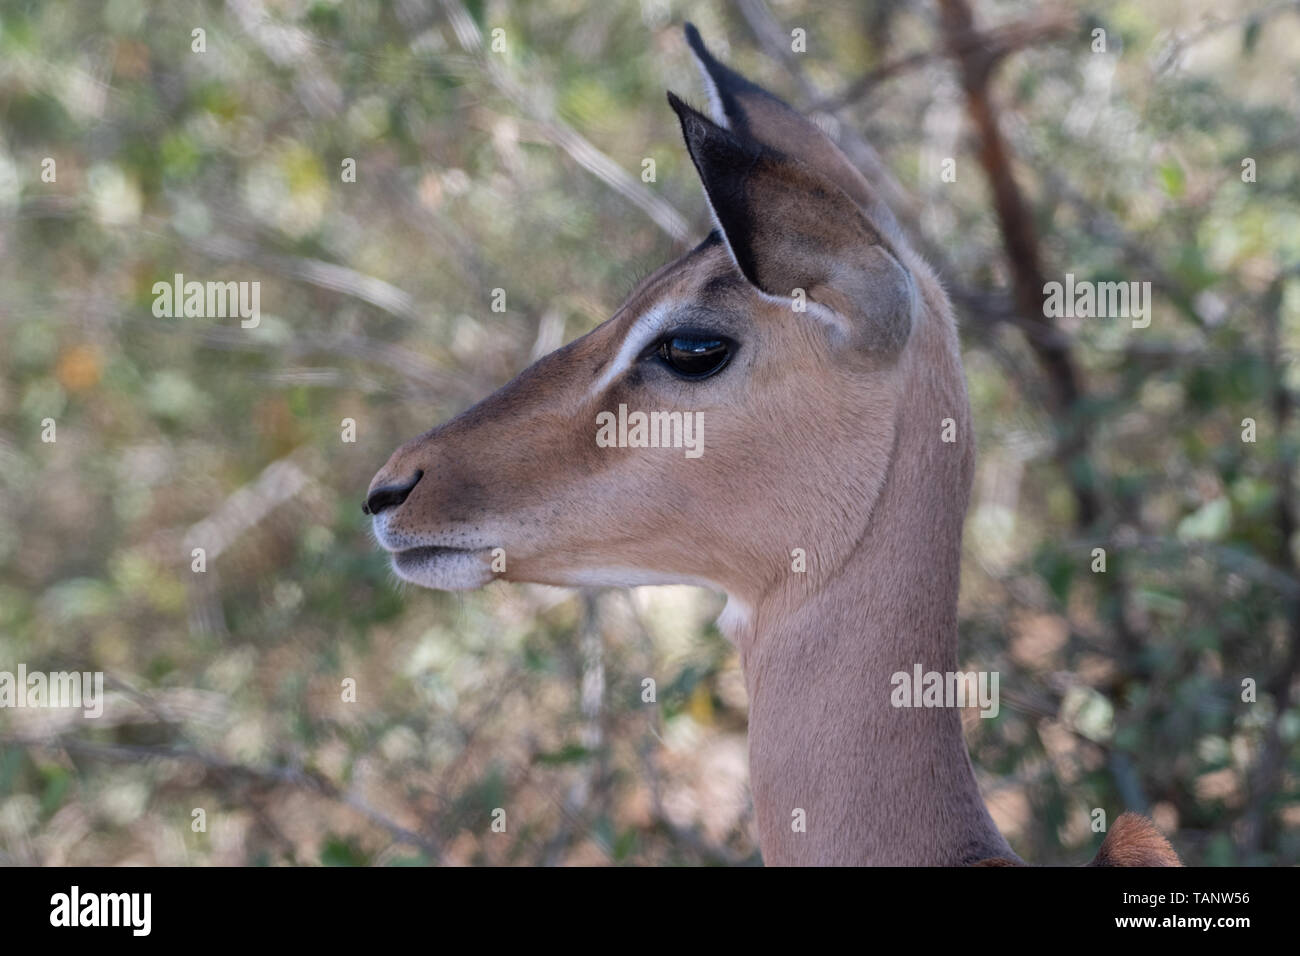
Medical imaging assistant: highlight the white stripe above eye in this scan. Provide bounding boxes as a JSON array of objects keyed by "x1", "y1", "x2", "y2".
[{"x1": 585, "y1": 301, "x2": 679, "y2": 400}]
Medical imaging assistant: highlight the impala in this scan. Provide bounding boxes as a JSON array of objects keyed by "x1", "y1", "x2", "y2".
[{"x1": 364, "y1": 23, "x2": 1179, "y2": 867}]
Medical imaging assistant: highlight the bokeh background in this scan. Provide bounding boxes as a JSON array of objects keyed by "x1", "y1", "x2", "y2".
[{"x1": 2, "y1": 0, "x2": 1299, "y2": 866}]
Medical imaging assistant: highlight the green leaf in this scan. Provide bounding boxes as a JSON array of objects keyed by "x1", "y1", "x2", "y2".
[
  {"x1": 320, "y1": 835, "x2": 369, "y2": 867},
  {"x1": 1242, "y1": 18, "x2": 1261, "y2": 54},
  {"x1": 1177, "y1": 497, "x2": 1232, "y2": 542},
  {"x1": 533, "y1": 744, "x2": 593, "y2": 766},
  {"x1": 1159, "y1": 159, "x2": 1186, "y2": 198}
]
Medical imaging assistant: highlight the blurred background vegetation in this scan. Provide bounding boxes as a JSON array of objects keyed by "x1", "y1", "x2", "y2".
[{"x1": 1, "y1": 0, "x2": 1298, "y2": 866}]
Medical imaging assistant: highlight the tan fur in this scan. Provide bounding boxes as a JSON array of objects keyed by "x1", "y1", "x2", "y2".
[{"x1": 366, "y1": 26, "x2": 1178, "y2": 867}]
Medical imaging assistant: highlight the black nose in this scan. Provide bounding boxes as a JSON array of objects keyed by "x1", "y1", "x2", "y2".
[{"x1": 362, "y1": 470, "x2": 423, "y2": 516}]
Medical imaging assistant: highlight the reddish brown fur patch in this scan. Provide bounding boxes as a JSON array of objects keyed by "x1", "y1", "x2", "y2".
[
  {"x1": 970, "y1": 813, "x2": 1181, "y2": 867},
  {"x1": 1087, "y1": 812, "x2": 1182, "y2": 867}
]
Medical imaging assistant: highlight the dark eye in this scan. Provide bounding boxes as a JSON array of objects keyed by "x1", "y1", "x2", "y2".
[{"x1": 656, "y1": 335, "x2": 733, "y2": 379}]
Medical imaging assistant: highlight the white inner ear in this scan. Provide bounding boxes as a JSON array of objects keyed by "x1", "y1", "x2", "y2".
[
  {"x1": 755, "y1": 286, "x2": 852, "y2": 340},
  {"x1": 696, "y1": 181, "x2": 853, "y2": 342},
  {"x1": 690, "y1": 51, "x2": 729, "y2": 128}
]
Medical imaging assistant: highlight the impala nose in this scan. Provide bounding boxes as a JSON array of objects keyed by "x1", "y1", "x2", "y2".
[{"x1": 363, "y1": 469, "x2": 424, "y2": 516}]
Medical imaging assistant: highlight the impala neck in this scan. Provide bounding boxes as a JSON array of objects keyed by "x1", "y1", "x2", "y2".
[{"x1": 730, "y1": 313, "x2": 1016, "y2": 866}]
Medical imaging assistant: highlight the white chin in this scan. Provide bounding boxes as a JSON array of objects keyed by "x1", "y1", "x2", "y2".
[{"x1": 391, "y1": 547, "x2": 493, "y2": 591}]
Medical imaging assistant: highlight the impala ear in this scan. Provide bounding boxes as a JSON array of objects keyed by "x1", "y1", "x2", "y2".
[
  {"x1": 683, "y1": 22, "x2": 901, "y2": 240},
  {"x1": 668, "y1": 92, "x2": 913, "y2": 354},
  {"x1": 682, "y1": 21, "x2": 768, "y2": 131}
]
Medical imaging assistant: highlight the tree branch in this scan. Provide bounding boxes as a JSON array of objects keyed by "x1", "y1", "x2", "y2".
[{"x1": 438, "y1": 0, "x2": 692, "y2": 245}]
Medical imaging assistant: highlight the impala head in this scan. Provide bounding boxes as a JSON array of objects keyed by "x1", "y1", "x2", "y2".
[{"x1": 367, "y1": 24, "x2": 967, "y2": 612}]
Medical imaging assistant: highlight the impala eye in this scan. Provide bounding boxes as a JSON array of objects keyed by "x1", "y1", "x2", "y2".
[{"x1": 656, "y1": 335, "x2": 733, "y2": 379}]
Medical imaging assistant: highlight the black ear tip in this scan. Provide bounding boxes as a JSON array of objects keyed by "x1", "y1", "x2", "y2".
[
  {"x1": 666, "y1": 91, "x2": 711, "y2": 133},
  {"x1": 683, "y1": 22, "x2": 716, "y2": 64},
  {"x1": 667, "y1": 91, "x2": 753, "y2": 148}
]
